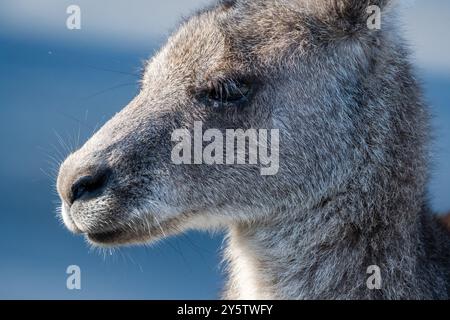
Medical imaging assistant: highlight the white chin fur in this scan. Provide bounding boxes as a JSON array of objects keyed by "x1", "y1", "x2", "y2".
[{"x1": 61, "y1": 202, "x2": 81, "y2": 233}]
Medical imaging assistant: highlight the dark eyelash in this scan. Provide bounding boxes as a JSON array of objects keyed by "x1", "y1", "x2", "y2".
[
  {"x1": 192, "y1": 74, "x2": 259, "y2": 109},
  {"x1": 215, "y1": 76, "x2": 251, "y2": 93}
]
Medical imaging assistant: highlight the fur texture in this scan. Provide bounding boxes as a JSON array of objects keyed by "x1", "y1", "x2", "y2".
[{"x1": 57, "y1": 0, "x2": 450, "y2": 299}]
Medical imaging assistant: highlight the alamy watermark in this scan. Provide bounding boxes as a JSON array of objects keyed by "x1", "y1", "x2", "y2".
[
  {"x1": 171, "y1": 121, "x2": 279, "y2": 176},
  {"x1": 66, "y1": 5, "x2": 81, "y2": 30},
  {"x1": 366, "y1": 265, "x2": 382, "y2": 290},
  {"x1": 367, "y1": 5, "x2": 381, "y2": 30},
  {"x1": 66, "y1": 265, "x2": 81, "y2": 290}
]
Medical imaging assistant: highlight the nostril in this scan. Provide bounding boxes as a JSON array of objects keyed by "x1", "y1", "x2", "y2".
[{"x1": 70, "y1": 167, "x2": 112, "y2": 204}]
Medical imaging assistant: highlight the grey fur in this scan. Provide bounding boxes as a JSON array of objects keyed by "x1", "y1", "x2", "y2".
[{"x1": 56, "y1": 0, "x2": 450, "y2": 299}]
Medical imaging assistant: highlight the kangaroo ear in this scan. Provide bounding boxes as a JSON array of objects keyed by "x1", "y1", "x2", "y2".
[
  {"x1": 219, "y1": 0, "x2": 238, "y2": 8},
  {"x1": 330, "y1": 0, "x2": 391, "y2": 24},
  {"x1": 302, "y1": 0, "x2": 392, "y2": 26},
  {"x1": 301, "y1": 0, "x2": 391, "y2": 14},
  {"x1": 292, "y1": 0, "x2": 395, "y2": 41}
]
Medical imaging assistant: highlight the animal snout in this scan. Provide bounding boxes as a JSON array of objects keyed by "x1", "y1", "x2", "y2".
[{"x1": 58, "y1": 161, "x2": 113, "y2": 206}]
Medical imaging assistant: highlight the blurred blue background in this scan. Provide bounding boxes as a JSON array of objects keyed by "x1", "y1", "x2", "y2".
[{"x1": 0, "y1": 0, "x2": 449, "y2": 299}]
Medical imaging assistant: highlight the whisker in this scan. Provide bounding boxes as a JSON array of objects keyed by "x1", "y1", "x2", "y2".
[
  {"x1": 153, "y1": 215, "x2": 167, "y2": 238},
  {"x1": 79, "y1": 64, "x2": 141, "y2": 77},
  {"x1": 53, "y1": 129, "x2": 72, "y2": 155},
  {"x1": 81, "y1": 83, "x2": 137, "y2": 100}
]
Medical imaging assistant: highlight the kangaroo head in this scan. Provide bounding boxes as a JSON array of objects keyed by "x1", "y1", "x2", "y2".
[{"x1": 57, "y1": 0, "x2": 394, "y2": 246}]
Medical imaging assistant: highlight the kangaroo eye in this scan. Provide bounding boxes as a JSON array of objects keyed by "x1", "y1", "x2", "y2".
[{"x1": 203, "y1": 79, "x2": 253, "y2": 109}]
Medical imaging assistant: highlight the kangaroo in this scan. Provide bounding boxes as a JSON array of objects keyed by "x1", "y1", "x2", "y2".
[{"x1": 56, "y1": 0, "x2": 450, "y2": 299}]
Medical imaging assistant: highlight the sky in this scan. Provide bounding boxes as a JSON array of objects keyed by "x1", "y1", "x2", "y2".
[
  {"x1": 0, "y1": 0, "x2": 449, "y2": 72},
  {"x1": 0, "y1": 0, "x2": 449, "y2": 299}
]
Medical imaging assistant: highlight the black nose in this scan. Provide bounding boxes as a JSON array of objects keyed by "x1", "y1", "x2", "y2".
[{"x1": 70, "y1": 167, "x2": 112, "y2": 204}]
